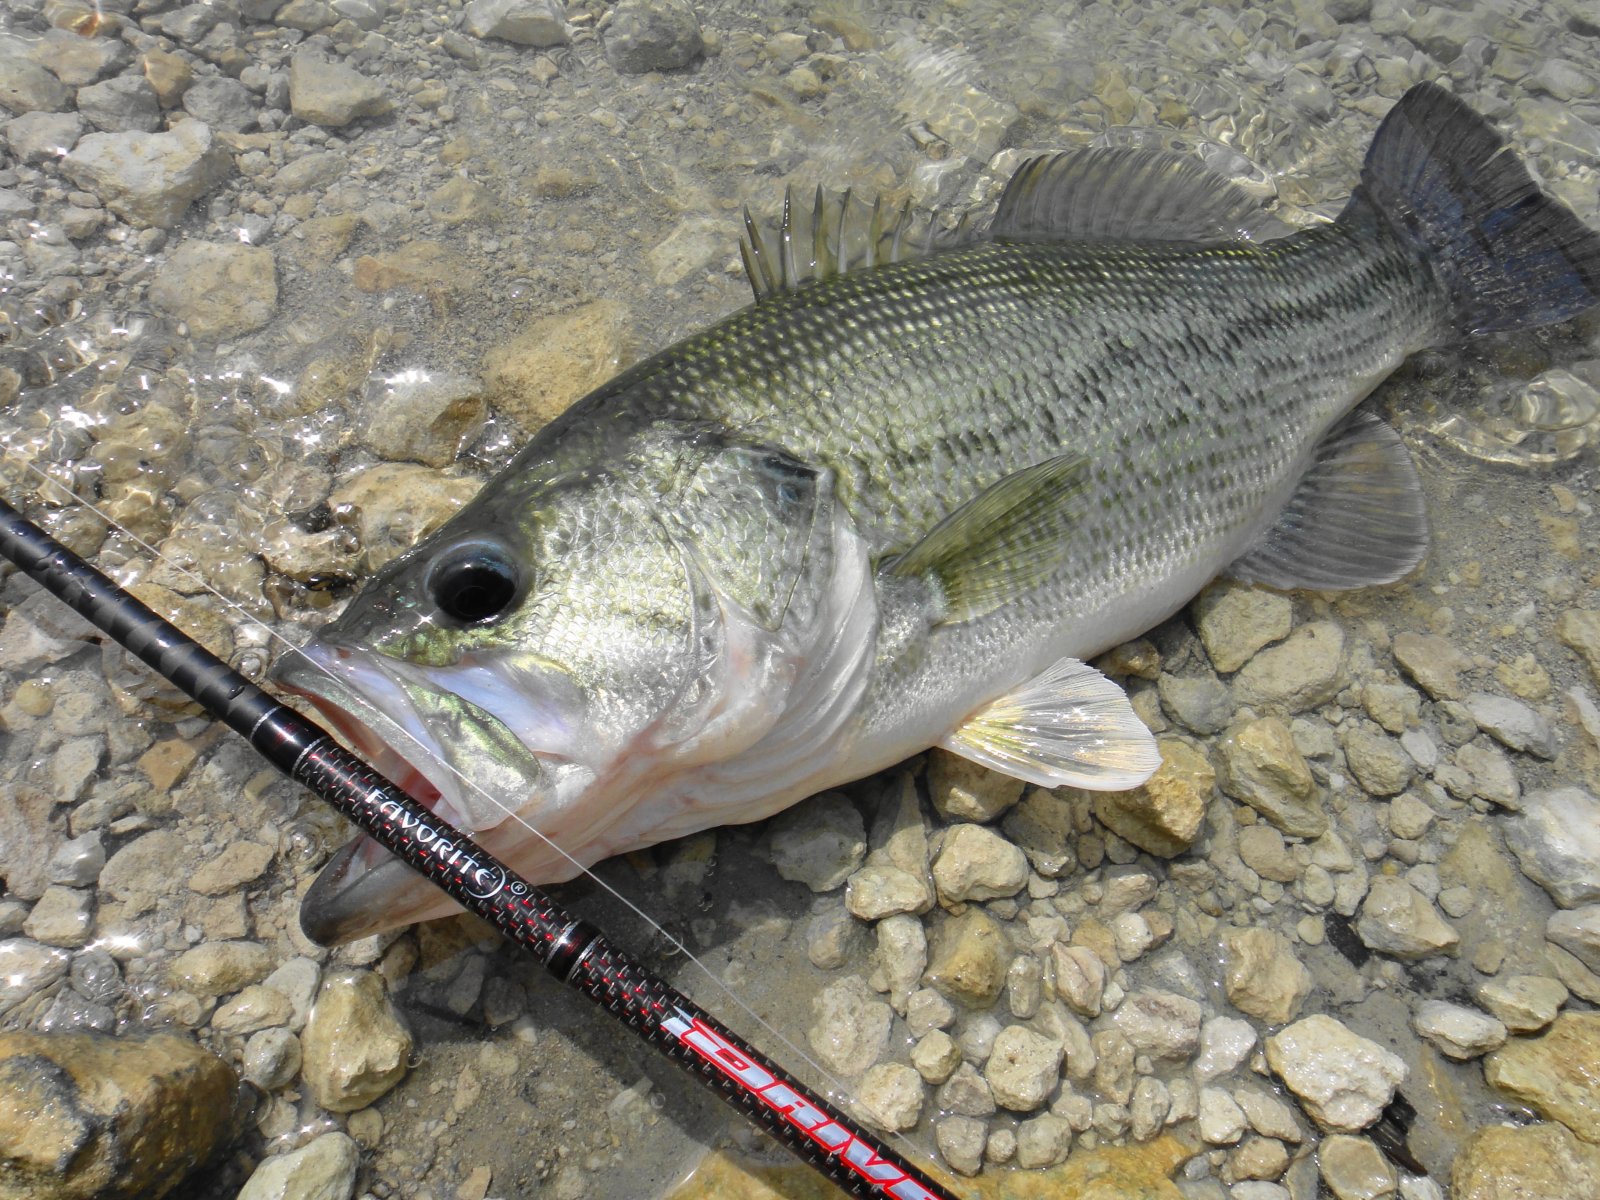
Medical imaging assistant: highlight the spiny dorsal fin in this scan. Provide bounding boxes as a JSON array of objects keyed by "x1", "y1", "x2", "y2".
[
  {"x1": 942, "y1": 656, "x2": 1161, "y2": 790},
  {"x1": 741, "y1": 186, "x2": 948, "y2": 300},
  {"x1": 992, "y1": 145, "x2": 1291, "y2": 245},
  {"x1": 1228, "y1": 409, "x2": 1429, "y2": 592},
  {"x1": 888, "y1": 454, "x2": 1090, "y2": 624}
]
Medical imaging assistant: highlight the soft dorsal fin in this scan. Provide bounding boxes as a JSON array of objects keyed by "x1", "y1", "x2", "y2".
[
  {"x1": 1228, "y1": 409, "x2": 1429, "y2": 592},
  {"x1": 888, "y1": 454, "x2": 1090, "y2": 624},
  {"x1": 992, "y1": 146, "x2": 1290, "y2": 244},
  {"x1": 740, "y1": 187, "x2": 970, "y2": 300},
  {"x1": 942, "y1": 656, "x2": 1161, "y2": 790}
]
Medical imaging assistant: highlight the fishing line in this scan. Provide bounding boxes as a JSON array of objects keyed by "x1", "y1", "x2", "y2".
[{"x1": 0, "y1": 446, "x2": 940, "y2": 1175}]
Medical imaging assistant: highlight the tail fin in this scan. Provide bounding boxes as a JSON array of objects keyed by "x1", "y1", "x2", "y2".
[{"x1": 1344, "y1": 82, "x2": 1600, "y2": 336}]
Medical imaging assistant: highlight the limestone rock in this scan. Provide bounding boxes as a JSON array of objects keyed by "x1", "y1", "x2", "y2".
[
  {"x1": 1193, "y1": 582, "x2": 1293, "y2": 674},
  {"x1": 767, "y1": 792, "x2": 866, "y2": 892},
  {"x1": 1465, "y1": 692, "x2": 1556, "y2": 758},
  {"x1": 1355, "y1": 876, "x2": 1458, "y2": 960},
  {"x1": 1410, "y1": 1000, "x2": 1506, "y2": 1060},
  {"x1": 1233, "y1": 621, "x2": 1344, "y2": 711},
  {"x1": 328, "y1": 463, "x2": 481, "y2": 571},
  {"x1": 1002, "y1": 787, "x2": 1078, "y2": 876},
  {"x1": 1215, "y1": 717, "x2": 1327, "y2": 837},
  {"x1": 1109, "y1": 989, "x2": 1203, "y2": 1061},
  {"x1": 604, "y1": 0, "x2": 703, "y2": 74},
  {"x1": 1392, "y1": 632, "x2": 1470, "y2": 701},
  {"x1": 0, "y1": 938, "x2": 70, "y2": 1016},
  {"x1": 1265, "y1": 1014, "x2": 1406, "y2": 1132},
  {"x1": 923, "y1": 908, "x2": 1011, "y2": 1008},
  {"x1": 1342, "y1": 726, "x2": 1413, "y2": 797},
  {"x1": 1224, "y1": 928, "x2": 1312, "y2": 1024},
  {"x1": 482, "y1": 300, "x2": 632, "y2": 432},
  {"x1": 1547, "y1": 906, "x2": 1600, "y2": 972},
  {"x1": 1452, "y1": 1122, "x2": 1600, "y2": 1200},
  {"x1": 149, "y1": 241, "x2": 278, "y2": 340},
  {"x1": 0, "y1": 1030, "x2": 237, "y2": 1200},
  {"x1": 927, "y1": 747, "x2": 1025, "y2": 822},
  {"x1": 1091, "y1": 737, "x2": 1212, "y2": 857},
  {"x1": 845, "y1": 861, "x2": 933, "y2": 920},
  {"x1": 166, "y1": 940, "x2": 275, "y2": 998},
  {"x1": 984, "y1": 1025, "x2": 1061, "y2": 1111},
  {"x1": 188, "y1": 842, "x2": 274, "y2": 896},
  {"x1": 462, "y1": 0, "x2": 568, "y2": 45},
  {"x1": 853, "y1": 1063, "x2": 923, "y2": 1133},
  {"x1": 288, "y1": 51, "x2": 391, "y2": 126},
  {"x1": 1476, "y1": 974, "x2": 1567, "y2": 1034},
  {"x1": 1318, "y1": 1134, "x2": 1395, "y2": 1200},
  {"x1": 1484, "y1": 1012, "x2": 1600, "y2": 1142},
  {"x1": 1504, "y1": 788, "x2": 1600, "y2": 907},
  {"x1": 354, "y1": 368, "x2": 486, "y2": 469},
  {"x1": 237, "y1": 1132, "x2": 360, "y2": 1200},
  {"x1": 0, "y1": 58, "x2": 70, "y2": 115},
  {"x1": 931, "y1": 823, "x2": 1028, "y2": 903},
  {"x1": 300, "y1": 970, "x2": 413, "y2": 1113},
  {"x1": 807, "y1": 974, "x2": 891, "y2": 1078},
  {"x1": 62, "y1": 120, "x2": 232, "y2": 228},
  {"x1": 1558, "y1": 610, "x2": 1600, "y2": 686},
  {"x1": 1051, "y1": 942, "x2": 1108, "y2": 1018}
]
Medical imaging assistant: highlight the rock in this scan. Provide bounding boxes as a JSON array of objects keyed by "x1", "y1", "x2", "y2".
[
  {"x1": 1318, "y1": 1134, "x2": 1396, "y2": 1200},
  {"x1": 354, "y1": 367, "x2": 486, "y2": 468},
  {"x1": 935, "y1": 1114, "x2": 987, "y2": 1176},
  {"x1": 806, "y1": 974, "x2": 891, "y2": 1078},
  {"x1": 984, "y1": 1025, "x2": 1061, "y2": 1111},
  {"x1": 62, "y1": 121, "x2": 232, "y2": 228},
  {"x1": 1158, "y1": 672, "x2": 1233, "y2": 734},
  {"x1": 1343, "y1": 727, "x2": 1413, "y2": 796},
  {"x1": 5, "y1": 110, "x2": 85, "y2": 163},
  {"x1": 768, "y1": 792, "x2": 866, "y2": 892},
  {"x1": 1002, "y1": 787, "x2": 1078, "y2": 875},
  {"x1": 1411, "y1": 999, "x2": 1505, "y2": 1061},
  {"x1": 853, "y1": 1063, "x2": 923, "y2": 1132},
  {"x1": 76, "y1": 73, "x2": 161, "y2": 133},
  {"x1": 1091, "y1": 737, "x2": 1212, "y2": 857},
  {"x1": 241, "y1": 1027, "x2": 301, "y2": 1090},
  {"x1": 1233, "y1": 621, "x2": 1344, "y2": 711},
  {"x1": 0, "y1": 58, "x2": 70, "y2": 115},
  {"x1": 301, "y1": 970, "x2": 413, "y2": 1113},
  {"x1": 1386, "y1": 794, "x2": 1435, "y2": 841},
  {"x1": 1236, "y1": 824, "x2": 1299, "y2": 883},
  {"x1": 288, "y1": 51, "x2": 391, "y2": 126},
  {"x1": 1558, "y1": 610, "x2": 1600, "y2": 686},
  {"x1": 149, "y1": 241, "x2": 278, "y2": 341},
  {"x1": 1476, "y1": 974, "x2": 1567, "y2": 1034},
  {"x1": 463, "y1": 0, "x2": 569, "y2": 45},
  {"x1": 910, "y1": 1029, "x2": 961, "y2": 1084},
  {"x1": 426, "y1": 176, "x2": 495, "y2": 227},
  {"x1": 1234, "y1": 1087, "x2": 1302, "y2": 1145},
  {"x1": 804, "y1": 904, "x2": 860, "y2": 969},
  {"x1": 1199, "y1": 1086, "x2": 1247, "y2": 1144},
  {"x1": 211, "y1": 984, "x2": 294, "y2": 1036},
  {"x1": 1455, "y1": 742, "x2": 1519, "y2": 808},
  {"x1": 141, "y1": 49, "x2": 193, "y2": 107},
  {"x1": 1108, "y1": 989, "x2": 1203, "y2": 1061},
  {"x1": 874, "y1": 915, "x2": 927, "y2": 1010},
  {"x1": 262, "y1": 958, "x2": 320, "y2": 1031},
  {"x1": 932, "y1": 823, "x2": 1029, "y2": 903},
  {"x1": 181, "y1": 77, "x2": 257, "y2": 133},
  {"x1": 1464, "y1": 692, "x2": 1555, "y2": 758},
  {"x1": 1215, "y1": 717, "x2": 1327, "y2": 837},
  {"x1": 1194, "y1": 1016, "x2": 1257, "y2": 1084},
  {"x1": 928, "y1": 748, "x2": 1026, "y2": 822},
  {"x1": 1485, "y1": 1012, "x2": 1600, "y2": 1141},
  {"x1": 603, "y1": 0, "x2": 703, "y2": 74},
  {"x1": 923, "y1": 909, "x2": 1011, "y2": 1008},
  {"x1": 0, "y1": 1030, "x2": 237, "y2": 1200},
  {"x1": 1050, "y1": 942, "x2": 1108, "y2": 1018},
  {"x1": 167, "y1": 940, "x2": 275, "y2": 999},
  {"x1": 1265, "y1": 1015, "x2": 1406, "y2": 1132},
  {"x1": 1355, "y1": 876, "x2": 1458, "y2": 959},
  {"x1": 0, "y1": 786, "x2": 59, "y2": 902},
  {"x1": 1223, "y1": 928, "x2": 1312, "y2": 1024},
  {"x1": 1504, "y1": 788, "x2": 1600, "y2": 907},
  {"x1": 1016, "y1": 1113, "x2": 1073, "y2": 1168},
  {"x1": 188, "y1": 842, "x2": 274, "y2": 896},
  {"x1": 481, "y1": 300, "x2": 632, "y2": 432},
  {"x1": 0, "y1": 938, "x2": 70, "y2": 1016},
  {"x1": 1193, "y1": 583, "x2": 1293, "y2": 674},
  {"x1": 1547, "y1": 906, "x2": 1600, "y2": 972},
  {"x1": 328, "y1": 463, "x2": 480, "y2": 571},
  {"x1": 845, "y1": 861, "x2": 933, "y2": 920},
  {"x1": 23, "y1": 886, "x2": 94, "y2": 949},
  {"x1": 238, "y1": 1132, "x2": 360, "y2": 1200},
  {"x1": 1391, "y1": 632, "x2": 1470, "y2": 701},
  {"x1": 1452, "y1": 1122, "x2": 1600, "y2": 1200}
]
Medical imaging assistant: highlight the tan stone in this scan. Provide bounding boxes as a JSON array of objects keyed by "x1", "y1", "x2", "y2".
[
  {"x1": 137, "y1": 737, "x2": 200, "y2": 794},
  {"x1": 481, "y1": 299, "x2": 632, "y2": 432},
  {"x1": 1452, "y1": 1122, "x2": 1600, "y2": 1200},
  {"x1": 1485, "y1": 1012, "x2": 1600, "y2": 1142},
  {"x1": 1092, "y1": 738, "x2": 1212, "y2": 857},
  {"x1": 300, "y1": 970, "x2": 413, "y2": 1113},
  {"x1": 1224, "y1": 927, "x2": 1313, "y2": 1024},
  {"x1": 1215, "y1": 717, "x2": 1327, "y2": 837},
  {"x1": 922, "y1": 909, "x2": 1012, "y2": 1008}
]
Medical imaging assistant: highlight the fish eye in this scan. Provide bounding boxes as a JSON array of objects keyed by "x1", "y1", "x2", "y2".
[{"x1": 427, "y1": 542, "x2": 520, "y2": 624}]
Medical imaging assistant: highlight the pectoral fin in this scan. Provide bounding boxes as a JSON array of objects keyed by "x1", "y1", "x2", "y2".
[
  {"x1": 889, "y1": 454, "x2": 1090, "y2": 624},
  {"x1": 1228, "y1": 409, "x2": 1428, "y2": 592},
  {"x1": 941, "y1": 657, "x2": 1160, "y2": 790}
]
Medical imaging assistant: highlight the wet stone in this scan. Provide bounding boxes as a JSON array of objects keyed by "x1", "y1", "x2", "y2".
[
  {"x1": 1464, "y1": 692, "x2": 1555, "y2": 758},
  {"x1": 1318, "y1": 1134, "x2": 1396, "y2": 1200},
  {"x1": 1265, "y1": 1015, "x2": 1406, "y2": 1133},
  {"x1": 923, "y1": 908, "x2": 1011, "y2": 1008},
  {"x1": 48, "y1": 833, "x2": 105, "y2": 889},
  {"x1": 1215, "y1": 717, "x2": 1327, "y2": 837},
  {"x1": 932, "y1": 823, "x2": 1029, "y2": 903},
  {"x1": 853, "y1": 1062, "x2": 923, "y2": 1133},
  {"x1": 1356, "y1": 876, "x2": 1458, "y2": 959},
  {"x1": 1451, "y1": 1122, "x2": 1600, "y2": 1200},
  {"x1": 464, "y1": 0, "x2": 569, "y2": 45},
  {"x1": 211, "y1": 984, "x2": 294, "y2": 1035},
  {"x1": 807, "y1": 974, "x2": 891, "y2": 1078},
  {"x1": 167, "y1": 941, "x2": 274, "y2": 999},
  {"x1": 355, "y1": 368, "x2": 486, "y2": 469},
  {"x1": 936, "y1": 1061, "x2": 995, "y2": 1117},
  {"x1": 1193, "y1": 582, "x2": 1293, "y2": 674},
  {"x1": 935, "y1": 1114, "x2": 987, "y2": 1177},
  {"x1": 1476, "y1": 974, "x2": 1567, "y2": 1034},
  {"x1": 1016, "y1": 1113, "x2": 1073, "y2": 1168},
  {"x1": 1051, "y1": 942, "x2": 1108, "y2": 1018},
  {"x1": 1503, "y1": 787, "x2": 1600, "y2": 907},
  {"x1": 845, "y1": 861, "x2": 932, "y2": 920},
  {"x1": 1002, "y1": 787, "x2": 1076, "y2": 876},
  {"x1": 874, "y1": 914, "x2": 927, "y2": 1010},
  {"x1": 767, "y1": 793, "x2": 865, "y2": 892},
  {"x1": 0, "y1": 58, "x2": 71, "y2": 115},
  {"x1": 1386, "y1": 794, "x2": 1434, "y2": 841},
  {"x1": 288, "y1": 51, "x2": 391, "y2": 126},
  {"x1": 1108, "y1": 989, "x2": 1203, "y2": 1061},
  {"x1": 1391, "y1": 632, "x2": 1470, "y2": 701},
  {"x1": 1237, "y1": 824, "x2": 1298, "y2": 883},
  {"x1": 1233, "y1": 622, "x2": 1344, "y2": 712},
  {"x1": 984, "y1": 1025, "x2": 1062, "y2": 1111},
  {"x1": 1455, "y1": 742, "x2": 1519, "y2": 808},
  {"x1": 1410, "y1": 999, "x2": 1506, "y2": 1060},
  {"x1": 1343, "y1": 727, "x2": 1413, "y2": 797},
  {"x1": 238, "y1": 1131, "x2": 360, "y2": 1200},
  {"x1": 62, "y1": 121, "x2": 232, "y2": 228},
  {"x1": 1091, "y1": 737, "x2": 1212, "y2": 858},
  {"x1": 1224, "y1": 928, "x2": 1312, "y2": 1025},
  {"x1": 1361, "y1": 682, "x2": 1421, "y2": 735},
  {"x1": 0, "y1": 1030, "x2": 237, "y2": 1200},
  {"x1": 301, "y1": 970, "x2": 413, "y2": 1113},
  {"x1": 1546, "y1": 906, "x2": 1600, "y2": 972},
  {"x1": 241, "y1": 1027, "x2": 301, "y2": 1090},
  {"x1": 22, "y1": 886, "x2": 94, "y2": 949},
  {"x1": 482, "y1": 300, "x2": 632, "y2": 433},
  {"x1": 1484, "y1": 1012, "x2": 1600, "y2": 1142},
  {"x1": 1199, "y1": 1085, "x2": 1247, "y2": 1144},
  {"x1": 188, "y1": 842, "x2": 274, "y2": 896},
  {"x1": 1557, "y1": 610, "x2": 1600, "y2": 686},
  {"x1": 5, "y1": 109, "x2": 83, "y2": 164},
  {"x1": 76, "y1": 73, "x2": 162, "y2": 133},
  {"x1": 149, "y1": 241, "x2": 277, "y2": 342},
  {"x1": 0, "y1": 939, "x2": 70, "y2": 1016},
  {"x1": 1235, "y1": 1087, "x2": 1303, "y2": 1144},
  {"x1": 1158, "y1": 672, "x2": 1233, "y2": 734},
  {"x1": 911, "y1": 1029, "x2": 961, "y2": 1084},
  {"x1": 1006, "y1": 954, "x2": 1043, "y2": 1019},
  {"x1": 928, "y1": 748, "x2": 1026, "y2": 822},
  {"x1": 1194, "y1": 1016, "x2": 1257, "y2": 1084},
  {"x1": 603, "y1": 0, "x2": 704, "y2": 74},
  {"x1": 805, "y1": 904, "x2": 861, "y2": 969}
]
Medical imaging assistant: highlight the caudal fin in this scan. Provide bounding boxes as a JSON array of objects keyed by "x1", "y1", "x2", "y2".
[{"x1": 1344, "y1": 82, "x2": 1600, "y2": 336}]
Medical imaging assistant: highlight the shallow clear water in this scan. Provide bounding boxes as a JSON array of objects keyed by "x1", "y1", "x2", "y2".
[{"x1": 2, "y1": 0, "x2": 1599, "y2": 1197}]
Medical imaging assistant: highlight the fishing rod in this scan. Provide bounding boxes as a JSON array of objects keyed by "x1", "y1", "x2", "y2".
[{"x1": 0, "y1": 495, "x2": 960, "y2": 1200}]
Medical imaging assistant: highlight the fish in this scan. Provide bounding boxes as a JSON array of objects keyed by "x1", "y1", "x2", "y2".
[{"x1": 275, "y1": 83, "x2": 1600, "y2": 944}]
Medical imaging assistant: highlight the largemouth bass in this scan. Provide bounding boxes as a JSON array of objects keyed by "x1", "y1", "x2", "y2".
[{"x1": 277, "y1": 84, "x2": 1600, "y2": 944}]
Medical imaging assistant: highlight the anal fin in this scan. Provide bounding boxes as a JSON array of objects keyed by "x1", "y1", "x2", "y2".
[
  {"x1": 1229, "y1": 409, "x2": 1428, "y2": 592},
  {"x1": 941, "y1": 657, "x2": 1160, "y2": 791}
]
